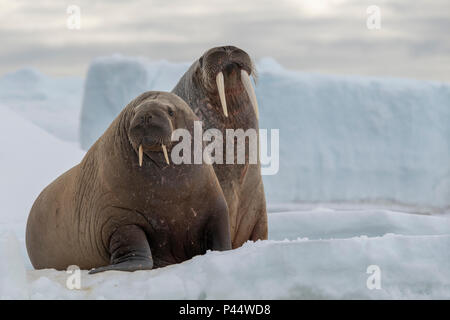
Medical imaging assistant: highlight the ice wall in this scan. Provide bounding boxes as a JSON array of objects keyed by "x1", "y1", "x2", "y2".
[
  {"x1": 0, "y1": 106, "x2": 85, "y2": 225},
  {"x1": 79, "y1": 55, "x2": 189, "y2": 149},
  {"x1": 78, "y1": 56, "x2": 450, "y2": 211},
  {"x1": 256, "y1": 58, "x2": 450, "y2": 211},
  {"x1": 0, "y1": 68, "x2": 83, "y2": 143}
]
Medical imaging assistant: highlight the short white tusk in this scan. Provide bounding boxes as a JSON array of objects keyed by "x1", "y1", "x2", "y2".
[
  {"x1": 241, "y1": 70, "x2": 259, "y2": 120},
  {"x1": 216, "y1": 72, "x2": 228, "y2": 117},
  {"x1": 138, "y1": 144, "x2": 143, "y2": 167},
  {"x1": 162, "y1": 144, "x2": 170, "y2": 165}
]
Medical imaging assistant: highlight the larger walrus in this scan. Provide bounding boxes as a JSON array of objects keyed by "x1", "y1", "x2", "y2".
[
  {"x1": 172, "y1": 46, "x2": 267, "y2": 248},
  {"x1": 26, "y1": 91, "x2": 231, "y2": 273}
]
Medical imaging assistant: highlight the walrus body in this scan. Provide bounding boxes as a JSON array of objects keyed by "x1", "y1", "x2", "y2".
[
  {"x1": 26, "y1": 91, "x2": 231, "y2": 273},
  {"x1": 172, "y1": 46, "x2": 267, "y2": 248}
]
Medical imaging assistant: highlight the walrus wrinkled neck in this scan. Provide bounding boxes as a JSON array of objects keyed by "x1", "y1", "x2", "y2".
[
  {"x1": 100, "y1": 108, "x2": 161, "y2": 172},
  {"x1": 117, "y1": 109, "x2": 135, "y2": 159}
]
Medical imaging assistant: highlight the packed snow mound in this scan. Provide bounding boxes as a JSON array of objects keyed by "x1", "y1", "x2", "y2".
[
  {"x1": 78, "y1": 56, "x2": 450, "y2": 211},
  {"x1": 0, "y1": 106, "x2": 85, "y2": 266},
  {"x1": 79, "y1": 55, "x2": 189, "y2": 149},
  {"x1": 0, "y1": 232, "x2": 28, "y2": 299},
  {"x1": 1, "y1": 209, "x2": 448, "y2": 299},
  {"x1": 0, "y1": 68, "x2": 83, "y2": 143}
]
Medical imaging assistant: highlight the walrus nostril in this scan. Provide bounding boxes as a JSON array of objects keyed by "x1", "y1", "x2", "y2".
[
  {"x1": 142, "y1": 135, "x2": 156, "y2": 146},
  {"x1": 141, "y1": 114, "x2": 154, "y2": 125},
  {"x1": 223, "y1": 62, "x2": 239, "y2": 75}
]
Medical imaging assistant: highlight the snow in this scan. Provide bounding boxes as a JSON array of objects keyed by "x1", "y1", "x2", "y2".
[
  {"x1": 0, "y1": 106, "x2": 85, "y2": 225},
  {"x1": 257, "y1": 58, "x2": 450, "y2": 212},
  {"x1": 0, "y1": 232, "x2": 28, "y2": 299},
  {"x1": 4, "y1": 210, "x2": 450, "y2": 299},
  {"x1": 0, "y1": 58, "x2": 449, "y2": 299},
  {"x1": 78, "y1": 55, "x2": 450, "y2": 212},
  {"x1": 0, "y1": 106, "x2": 85, "y2": 271},
  {"x1": 269, "y1": 209, "x2": 450, "y2": 241},
  {"x1": 0, "y1": 68, "x2": 83, "y2": 143},
  {"x1": 79, "y1": 55, "x2": 189, "y2": 149}
]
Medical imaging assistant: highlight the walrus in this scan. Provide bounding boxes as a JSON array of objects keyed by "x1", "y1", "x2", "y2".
[
  {"x1": 172, "y1": 46, "x2": 267, "y2": 248},
  {"x1": 26, "y1": 91, "x2": 231, "y2": 273}
]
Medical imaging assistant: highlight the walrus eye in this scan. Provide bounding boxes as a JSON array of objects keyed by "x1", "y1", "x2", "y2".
[{"x1": 168, "y1": 109, "x2": 174, "y2": 117}]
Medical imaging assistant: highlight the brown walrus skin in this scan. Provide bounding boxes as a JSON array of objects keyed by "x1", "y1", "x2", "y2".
[
  {"x1": 26, "y1": 91, "x2": 231, "y2": 273},
  {"x1": 172, "y1": 46, "x2": 268, "y2": 248}
]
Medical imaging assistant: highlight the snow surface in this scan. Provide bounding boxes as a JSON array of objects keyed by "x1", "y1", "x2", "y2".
[
  {"x1": 0, "y1": 68, "x2": 83, "y2": 143},
  {"x1": 78, "y1": 55, "x2": 450, "y2": 211},
  {"x1": 0, "y1": 106, "x2": 85, "y2": 273},
  {"x1": 0, "y1": 107, "x2": 84, "y2": 226},
  {"x1": 2, "y1": 208, "x2": 450, "y2": 299},
  {"x1": 1, "y1": 58, "x2": 449, "y2": 299}
]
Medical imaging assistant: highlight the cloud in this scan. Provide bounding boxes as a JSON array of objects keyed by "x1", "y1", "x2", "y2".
[{"x1": 0, "y1": 0, "x2": 449, "y2": 82}]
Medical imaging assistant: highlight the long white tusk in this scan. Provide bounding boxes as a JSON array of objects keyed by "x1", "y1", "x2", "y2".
[
  {"x1": 162, "y1": 144, "x2": 170, "y2": 165},
  {"x1": 216, "y1": 72, "x2": 228, "y2": 117},
  {"x1": 138, "y1": 144, "x2": 143, "y2": 167},
  {"x1": 241, "y1": 70, "x2": 259, "y2": 120}
]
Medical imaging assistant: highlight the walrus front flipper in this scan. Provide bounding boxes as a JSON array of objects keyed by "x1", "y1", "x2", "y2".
[{"x1": 89, "y1": 225, "x2": 153, "y2": 274}]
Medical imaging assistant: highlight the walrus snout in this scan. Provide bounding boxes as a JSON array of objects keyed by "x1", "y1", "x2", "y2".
[
  {"x1": 223, "y1": 62, "x2": 241, "y2": 78},
  {"x1": 129, "y1": 105, "x2": 174, "y2": 166},
  {"x1": 201, "y1": 46, "x2": 253, "y2": 76},
  {"x1": 200, "y1": 46, "x2": 259, "y2": 119}
]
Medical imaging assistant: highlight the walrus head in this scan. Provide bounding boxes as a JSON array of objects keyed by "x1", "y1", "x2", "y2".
[
  {"x1": 127, "y1": 93, "x2": 184, "y2": 167},
  {"x1": 197, "y1": 45, "x2": 259, "y2": 119}
]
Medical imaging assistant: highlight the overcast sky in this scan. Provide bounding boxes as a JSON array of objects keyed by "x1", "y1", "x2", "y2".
[{"x1": 0, "y1": 0, "x2": 449, "y2": 82}]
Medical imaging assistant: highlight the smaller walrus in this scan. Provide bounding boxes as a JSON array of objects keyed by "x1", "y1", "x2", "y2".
[{"x1": 26, "y1": 91, "x2": 231, "y2": 273}]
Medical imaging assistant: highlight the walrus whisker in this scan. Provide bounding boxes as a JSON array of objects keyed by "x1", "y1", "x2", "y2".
[
  {"x1": 162, "y1": 144, "x2": 170, "y2": 165},
  {"x1": 139, "y1": 144, "x2": 143, "y2": 167},
  {"x1": 216, "y1": 72, "x2": 228, "y2": 117},
  {"x1": 241, "y1": 70, "x2": 259, "y2": 120}
]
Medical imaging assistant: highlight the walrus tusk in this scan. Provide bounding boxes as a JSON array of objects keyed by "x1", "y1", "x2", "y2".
[
  {"x1": 241, "y1": 70, "x2": 259, "y2": 120},
  {"x1": 216, "y1": 72, "x2": 228, "y2": 117},
  {"x1": 162, "y1": 144, "x2": 170, "y2": 165},
  {"x1": 138, "y1": 144, "x2": 143, "y2": 167}
]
